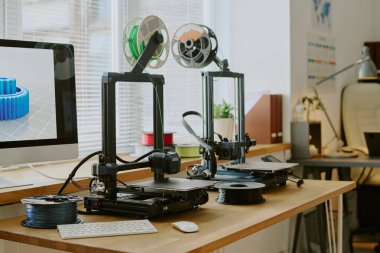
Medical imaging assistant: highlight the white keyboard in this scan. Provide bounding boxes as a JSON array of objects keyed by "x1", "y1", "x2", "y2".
[{"x1": 57, "y1": 219, "x2": 158, "y2": 239}]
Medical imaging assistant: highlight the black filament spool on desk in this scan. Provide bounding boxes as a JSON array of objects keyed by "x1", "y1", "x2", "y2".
[
  {"x1": 21, "y1": 195, "x2": 82, "y2": 229},
  {"x1": 215, "y1": 182, "x2": 266, "y2": 205}
]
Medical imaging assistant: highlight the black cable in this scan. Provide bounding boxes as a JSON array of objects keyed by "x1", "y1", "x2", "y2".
[
  {"x1": 117, "y1": 179, "x2": 128, "y2": 188},
  {"x1": 58, "y1": 149, "x2": 162, "y2": 195},
  {"x1": 116, "y1": 149, "x2": 160, "y2": 164},
  {"x1": 71, "y1": 178, "x2": 88, "y2": 190},
  {"x1": 57, "y1": 150, "x2": 102, "y2": 195}
]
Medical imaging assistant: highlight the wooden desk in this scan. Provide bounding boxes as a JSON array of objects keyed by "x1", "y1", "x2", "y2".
[
  {"x1": 0, "y1": 180, "x2": 355, "y2": 253},
  {"x1": 0, "y1": 143, "x2": 291, "y2": 206}
]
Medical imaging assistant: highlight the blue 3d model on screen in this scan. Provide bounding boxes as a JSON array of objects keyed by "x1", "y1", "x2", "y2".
[{"x1": 0, "y1": 77, "x2": 29, "y2": 120}]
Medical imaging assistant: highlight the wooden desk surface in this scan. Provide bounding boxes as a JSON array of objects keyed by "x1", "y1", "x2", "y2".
[
  {"x1": 290, "y1": 153, "x2": 380, "y2": 167},
  {"x1": 0, "y1": 179, "x2": 355, "y2": 253},
  {"x1": 0, "y1": 143, "x2": 291, "y2": 206}
]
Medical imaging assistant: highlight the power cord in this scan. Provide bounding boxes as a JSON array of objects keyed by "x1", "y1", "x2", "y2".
[
  {"x1": 116, "y1": 149, "x2": 160, "y2": 164},
  {"x1": 57, "y1": 150, "x2": 102, "y2": 195},
  {"x1": 58, "y1": 149, "x2": 163, "y2": 194},
  {"x1": 26, "y1": 164, "x2": 91, "y2": 182}
]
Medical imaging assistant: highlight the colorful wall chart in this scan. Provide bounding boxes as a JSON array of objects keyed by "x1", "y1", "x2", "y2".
[
  {"x1": 307, "y1": 33, "x2": 336, "y2": 88},
  {"x1": 311, "y1": 0, "x2": 332, "y2": 33}
]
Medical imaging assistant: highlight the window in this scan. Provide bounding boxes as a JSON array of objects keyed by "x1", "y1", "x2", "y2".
[{"x1": 2, "y1": 0, "x2": 209, "y2": 157}]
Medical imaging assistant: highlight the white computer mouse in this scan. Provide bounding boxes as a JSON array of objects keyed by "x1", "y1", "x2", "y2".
[{"x1": 171, "y1": 221, "x2": 198, "y2": 233}]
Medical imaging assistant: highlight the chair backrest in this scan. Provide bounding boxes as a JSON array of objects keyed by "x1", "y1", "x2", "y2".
[{"x1": 342, "y1": 83, "x2": 380, "y2": 150}]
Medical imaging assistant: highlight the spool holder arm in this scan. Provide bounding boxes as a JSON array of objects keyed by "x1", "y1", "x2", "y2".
[
  {"x1": 213, "y1": 56, "x2": 229, "y2": 72},
  {"x1": 131, "y1": 31, "x2": 164, "y2": 73}
]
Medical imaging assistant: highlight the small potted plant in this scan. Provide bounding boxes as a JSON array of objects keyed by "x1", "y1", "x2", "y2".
[
  {"x1": 301, "y1": 95, "x2": 322, "y2": 122},
  {"x1": 214, "y1": 99, "x2": 234, "y2": 140}
]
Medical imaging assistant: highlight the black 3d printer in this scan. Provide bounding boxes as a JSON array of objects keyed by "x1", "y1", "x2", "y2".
[
  {"x1": 83, "y1": 16, "x2": 214, "y2": 218},
  {"x1": 171, "y1": 24, "x2": 299, "y2": 187}
]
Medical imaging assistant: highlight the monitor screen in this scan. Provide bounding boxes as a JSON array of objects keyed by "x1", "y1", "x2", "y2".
[{"x1": 0, "y1": 39, "x2": 78, "y2": 166}]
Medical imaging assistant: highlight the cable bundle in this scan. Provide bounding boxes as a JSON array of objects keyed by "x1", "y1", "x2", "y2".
[
  {"x1": 21, "y1": 195, "x2": 82, "y2": 228},
  {"x1": 122, "y1": 15, "x2": 169, "y2": 69},
  {"x1": 171, "y1": 23, "x2": 218, "y2": 69},
  {"x1": 215, "y1": 182, "x2": 265, "y2": 205}
]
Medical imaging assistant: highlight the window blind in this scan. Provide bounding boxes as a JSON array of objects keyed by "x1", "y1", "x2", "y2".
[
  {"x1": 127, "y1": 0, "x2": 208, "y2": 144},
  {"x1": 2, "y1": 0, "x2": 208, "y2": 157}
]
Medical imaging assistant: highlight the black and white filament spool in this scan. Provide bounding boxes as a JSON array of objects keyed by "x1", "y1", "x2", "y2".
[
  {"x1": 171, "y1": 23, "x2": 218, "y2": 69},
  {"x1": 21, "y1": 195, "x2": 82, "y2": 228},
  {"x1": 215, "y1": 182, "x2": 265, "y2": 205}
]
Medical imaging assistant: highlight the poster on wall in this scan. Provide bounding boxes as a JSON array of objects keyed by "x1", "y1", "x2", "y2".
[
  {"x1": 307, "y1": 33, "x2": 336, "y2": 89},
  {"x1": 311, "y1": 0, "x2": 332, "y2": 33}
]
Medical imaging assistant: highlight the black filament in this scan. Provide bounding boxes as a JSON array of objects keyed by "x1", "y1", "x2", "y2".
[
  {"x1": 22, "y1": 201, "x2": 80, "y2": 229},
  {"x1": 216, "y1": 184, "x2": 265, "y2": 205}
]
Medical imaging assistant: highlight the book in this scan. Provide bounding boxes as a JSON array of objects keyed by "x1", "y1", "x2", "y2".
[{"x1": 245, "y1": 94, "x2": 282, "y2": 144}]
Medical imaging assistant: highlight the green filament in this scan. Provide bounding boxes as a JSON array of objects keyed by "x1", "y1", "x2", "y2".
[
  {"x1": 128, "y1": 25, "x2": 163, "y2": 60},
  {"x1": 128, "y1": 25, "x2": 145, "y2": 60}
]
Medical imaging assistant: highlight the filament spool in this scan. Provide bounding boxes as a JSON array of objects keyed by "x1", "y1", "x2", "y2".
[
  {"x1": 215, "y1": 182, "x2": 265, "y2": 205},
  {"x1": 21, "y1": 195, "x2": 82, "y2": 228},
  {"x1": 171, "y1": 23, "x2": 218, "y2": 69},
  {"x1": 122, "y1": 15, "x2": 169, "y2": 69}
]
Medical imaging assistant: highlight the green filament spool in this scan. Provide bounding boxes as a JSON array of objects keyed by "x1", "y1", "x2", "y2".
[{"x1": 122, "y1": 15, "x2": 169, "y2": 69}]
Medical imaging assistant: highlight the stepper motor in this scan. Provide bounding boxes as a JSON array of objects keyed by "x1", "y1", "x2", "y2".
[{"x1": 0, "y1": 77, "x2": 29, "y2": 120}]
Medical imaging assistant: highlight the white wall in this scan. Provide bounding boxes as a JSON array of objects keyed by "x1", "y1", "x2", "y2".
[
  {"x1": 290, "y1": 0, "x2": 379, "y2": 149},
  {"x1": 212, "y1": 2, "x2": 292, "y2": 252},
  {"x1": 227, "y1": 0, "x2": 292, "y2": 142},
  {"x1": 375, "y1": 0, "x2": 380, "y2": 40}
]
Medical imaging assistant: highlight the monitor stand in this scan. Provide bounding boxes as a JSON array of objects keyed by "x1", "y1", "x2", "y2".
[{"x1": 0, "y1": 176, "x2": 33, "y2": 190}]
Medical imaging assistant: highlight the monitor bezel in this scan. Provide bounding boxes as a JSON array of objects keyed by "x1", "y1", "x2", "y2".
[{"x1": 0, "y1": 39, "x2": 78, "y2": 150}]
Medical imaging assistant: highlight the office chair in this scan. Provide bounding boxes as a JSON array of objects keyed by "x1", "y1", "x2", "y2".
[{"x1": 341, "y1": 82, "x2": 380, "y2": 252}]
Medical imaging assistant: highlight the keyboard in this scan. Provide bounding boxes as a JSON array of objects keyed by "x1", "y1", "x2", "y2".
[{"x1": 57, "y1": 219, "x2": 158, "y2": 239}]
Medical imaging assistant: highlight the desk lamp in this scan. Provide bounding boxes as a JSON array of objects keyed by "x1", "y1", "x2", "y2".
[{"x1": 312, "y1": 46, "x2": 377, "y2": 158}]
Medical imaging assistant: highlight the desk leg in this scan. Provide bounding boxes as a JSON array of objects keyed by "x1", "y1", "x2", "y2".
[
  {"x1": 292, "y1": 213, "x2": 302, "y2": 253},
  {"x1": 337, "y1": 194, "x2": 343, "y2": 253}
]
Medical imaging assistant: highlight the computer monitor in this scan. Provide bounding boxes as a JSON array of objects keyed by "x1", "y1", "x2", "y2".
[{"x1": 0, "y1": 39, "x2": 78, "y2": 167}]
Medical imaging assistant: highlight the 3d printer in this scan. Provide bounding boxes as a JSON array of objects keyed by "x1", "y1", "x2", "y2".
[
  {"x1": 82, "y1": 16, "x2": 214, "y2": 218},
  {"x1": 172, "y1": 24, "x2": 297, "y2": 187}
]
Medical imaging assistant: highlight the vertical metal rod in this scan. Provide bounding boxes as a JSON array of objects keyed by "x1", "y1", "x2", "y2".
[
  {"x1": 329, "y1": 199, "x2": 337, "y2": 253},
  {"x1": 237, "y1": 75, "x2": 245, "y2": 163},
  {"x1": 102, "y1": 76, "x2": 117, "y2": 163},
  {"x1": 208, "y1": 76, "x2": 214, "y2": 142},
  {"x1": 153, "y1": 78, "x2": 164, "y2": 150},
  {"x1": 202, "y1": 73, "x2": 207, "y2": 141},
  {"x1": 206, "y1": 75, "x2": 214, "y2": 173},
  {"x1": 337, "y1": 194, "x2": 343, "y2": 253},
  {"x1": 325, "y1": 201, "x2": 333, "y2": 253},
  {"x1": 202, "y1": 73, "x2": 214, "y2": 173},
  {"x1": 202, "y1": 73, "x2": 214, "y2": 142},
  {"x1": 292, "y1": 213, "x2": 303, "y2": 253}
]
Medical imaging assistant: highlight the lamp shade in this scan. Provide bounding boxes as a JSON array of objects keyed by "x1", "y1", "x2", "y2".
[{"x1": 358, "y1": 46, "x2": 378, "y2": 79}]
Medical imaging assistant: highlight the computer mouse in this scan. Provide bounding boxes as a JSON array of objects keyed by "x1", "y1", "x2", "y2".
[{"x1": 171, "y1": 221, "x2": 198, "y2": 233}]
